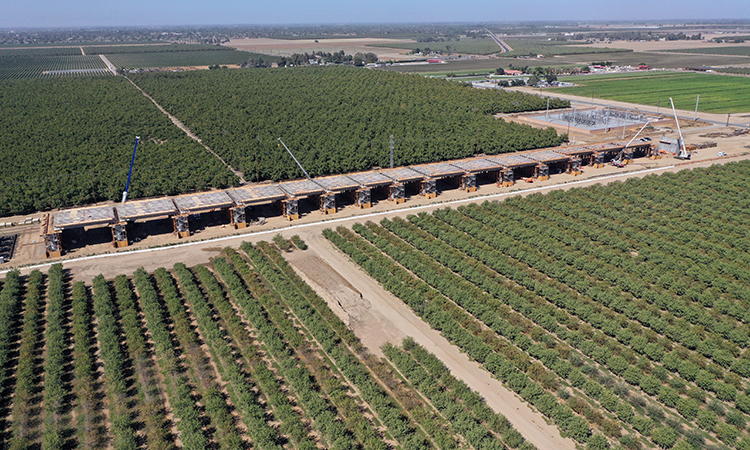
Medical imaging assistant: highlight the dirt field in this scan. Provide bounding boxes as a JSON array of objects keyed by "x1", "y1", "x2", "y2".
[
  {"x1": 572, "y1": 35, "x2": 750, "y2": 52},
  {"x1": 225, "y1": 37, "x2": 415, "y2": 61}
]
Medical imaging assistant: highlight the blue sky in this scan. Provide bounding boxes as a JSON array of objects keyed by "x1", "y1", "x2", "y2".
[{"x1": 2, "y1": 0, "x2": 748, "y2": 29}]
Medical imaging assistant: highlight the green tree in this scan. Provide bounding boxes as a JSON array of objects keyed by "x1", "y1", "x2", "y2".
[{"x1": 651, "y1": 426, "x2": 678, "y2": 449}]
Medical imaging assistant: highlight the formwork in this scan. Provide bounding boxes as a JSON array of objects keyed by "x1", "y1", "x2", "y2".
[
  {"x1": 552, "y1": 145, "x2": 597, "y2": 159},
  {"x1": 346, "y1": 172, "x2": 392, "y2": 208},
  {"x1": 487, "y1": 154, "x2": 537, "y2": 183},
  {"x1": 41, "y1": 214, "x2": 62, "y2": 258},
  {"x1": 173, "y1": 191, "x2": 234, "y2": 214},
  {"x1": 449, "y1": 157, "x2": 505, "y2": 174},
  {"x1": 320, "y1": 193, "x2": 336, "y2": 215},
  {"x1": 461, "y1": 173, "x2": 477, "y2": 192},
  {"x1": 172, "y1": 191, "x2": 234, "y2": 238},
  {"x1": 282, "y1": 198, "x2": 299, "y2": 220},
  {"x1": 225, "y1": 185, "x2": 286, "y2": 227},
  {"x1": 380, "y1": 167, "x2": 424, "y2": 183},
  {"x1": 313, "y1": 175, "x2": 360, "y2": 193},
  {"x1": 226, "y1": 185, "x2": 287, "y2": 206},
  {"x1": 487, "y1": 154, "x2": 537, "y2": 168},
  {"x1": 524, "y1": 150, "x2": 571, "y2": 164},
  {"x1": 113, "y1": 198, "x2": 177, "y2": 247},
  {"x1": 53, "y1": 205, "x2": 117, "y2": 230},
  {"x1": 525, "y1": 150, "x2": 571, "y2": 180},
  {"x1": 347, "y1": 171, "x2": 393, "y2": 187},
  {"x1": 115, "y1": 198, "x2": 177, "y2": 222},
  {"x1": 278, "y1": 179, "x2": 325, "y2": 198},
  {"x1": 421, "y1": 178, "x2": 437, "y2": 198},
  {"x1": 410, "y1": 162, "x2": 465, "y2": 179},
  {"x1": 173, "y1": 215, "x2": 190, "y2": 238},
  {"x1": 111, "y1": 223, "x2": 129, "y2": 247},
  {"x1": 555, "y1": 143, "x2": 608, "y2": 168},
  {"x1": 390, "y1": 183, "x2": 406, "y2": 204}
]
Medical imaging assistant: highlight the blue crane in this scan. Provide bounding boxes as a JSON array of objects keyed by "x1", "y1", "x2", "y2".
[{"x1": 121, "y1": 136, "x2": 140, "y2": 203}]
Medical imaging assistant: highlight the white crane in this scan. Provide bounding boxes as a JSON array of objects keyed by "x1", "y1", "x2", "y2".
[
  {"x1": 670, "y1": 97, "x2": 691, "y2": 160},
  {"x1": 611, "y1": 120, "x2": 652, "y2": 167}
]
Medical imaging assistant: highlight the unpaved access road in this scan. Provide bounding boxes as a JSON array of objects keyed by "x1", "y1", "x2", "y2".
[{"x1": 286, "y1": 231, "x2": 577, "y2": 450}]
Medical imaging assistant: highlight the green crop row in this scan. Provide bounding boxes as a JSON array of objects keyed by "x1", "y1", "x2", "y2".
[{"x1": 556, "y1": 71, "x2": 750, "y2": 113}]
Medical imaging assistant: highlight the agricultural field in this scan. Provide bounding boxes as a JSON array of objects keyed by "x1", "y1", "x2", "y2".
[
  {"x1": 553, "y1": 71, "x2": 750, "y2": 114},
  {"x1": 325, "y1": 160, "x2": 750, "y2": 450},
  {"x1": 82, "y1": 44, "x2": 227, "y2": 54},
  {"x1": 0, "y1": 44, "x2": 262, "y2": 79},
  {"x1": 0, "y1": 47, "x2": 83, "y2": 57},
  {"x1": 0, "y1": 239, "x2": 535, "y2": 450},
  {"x1": 369, "y1": 38, "x2": 631, "y2": 57},
  {"x1": 0, "y1": 76, "x2": 238, "y2": 216},
  {"x1": 502, "y1": 39, "x2": 632, "y2": 58},
  {"x1": 105, "y1": 49, "x2": 252, "y2": 70},
  {"x1": 714, "y1": 67, "x2": 750, "y2": 75},
  {"x1": 368, "y1": 38, "x2": 509, "y2": 56},
  {"x1": 0, "y1": 55, "x2": 109, "y2": 80},
  {"x1": 661, "y1": 46, "x2": 750, "y2": 57},
  {"x1": 133, "y1": 66, "x2": 568, "y2": 182}
]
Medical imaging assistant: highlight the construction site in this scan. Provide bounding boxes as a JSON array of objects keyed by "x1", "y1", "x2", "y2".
[
  {"x1": 518, "y1": 106, "x2": 674, "y2": 136},
  {"x1": 36, "y1": 137, "x2": 659, "y2": 259}
]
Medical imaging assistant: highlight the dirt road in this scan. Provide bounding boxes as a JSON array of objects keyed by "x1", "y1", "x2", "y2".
[
  {"x1": 123, "y1": 75, "x2": 247, "y2": 183},
  {"x1": 286, "y1": 231, "x2": 577, "y2": 450}
]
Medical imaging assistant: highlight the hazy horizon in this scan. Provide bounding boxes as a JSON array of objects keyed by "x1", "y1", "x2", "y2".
[{"x1": 4, "y1": 0, "x2": 749, "y2": 29}]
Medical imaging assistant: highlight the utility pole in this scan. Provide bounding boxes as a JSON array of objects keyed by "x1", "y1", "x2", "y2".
[
  {"x1": 657, "y1": 100, "x2": 661, "y2": 115},
  {"x1": 727, "y1": 113, "x2": 731, "y2": 127},
  {"x1": 389, "y1": 134, "x2": 394, "y2": 168},
  {"x1": 546, "y1": 97, "x2": 550, "y2": 120}
]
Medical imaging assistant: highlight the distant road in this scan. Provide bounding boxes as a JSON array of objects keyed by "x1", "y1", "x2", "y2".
[
  {"x1": 99, "y1": 54, "x2": 118, "y2": 75},
  {"x1": 486, "y1": 29, "x2": 513, "y2": 52}
]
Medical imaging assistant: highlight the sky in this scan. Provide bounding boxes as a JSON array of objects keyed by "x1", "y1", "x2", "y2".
[{"x1": 1, "y1": 0, "x2": 748, "y2": 29}]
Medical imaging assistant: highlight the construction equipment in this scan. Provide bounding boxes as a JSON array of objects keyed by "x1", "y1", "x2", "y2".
[
  {"x1": 278, "y1": 138, "x2": 312, "y2": 180},
  {"x1": 670, "y1": 97, "x2": 691, "y2": 160},
  {"x1": 612, "y1": 120, "x2": 651, "y2": 167},
  {"x1": 121, "y1": 136, "x2": 140, "y2": 203}
]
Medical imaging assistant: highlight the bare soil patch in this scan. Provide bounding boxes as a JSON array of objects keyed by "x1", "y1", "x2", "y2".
[
  {"x1": 225, "y1": 38, "x2": 415, "y2": 61},
  {"x1": 573, "y1": 38, "x2": 750, "y2": 52}
]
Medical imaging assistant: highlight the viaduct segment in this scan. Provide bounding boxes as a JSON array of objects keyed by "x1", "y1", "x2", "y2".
[{"x1": 40, "y1": 139, "x2": 654, "y2": 258}]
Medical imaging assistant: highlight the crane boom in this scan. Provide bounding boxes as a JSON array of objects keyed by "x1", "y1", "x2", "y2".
[
  {"x1": 278, "y1": 138, "x2": 312, "y2": 180},
  {"x1": 121, "y1": 136, "x2": 140, "y2": 203},
  {"x1": 669, "y1": 97, "x2": 690, "y2": 159},
  {"x1": 612, "y1": 120, "x2": 652, "y2": 167}
]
